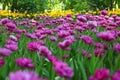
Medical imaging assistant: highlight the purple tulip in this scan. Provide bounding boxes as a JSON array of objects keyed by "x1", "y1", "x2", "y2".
[
  {"x1": 65, "y1": 36, "x2": 76, "y2": 42},
  {"x1": 97, "y1": 31, "x2": 116, "y2": 42},
  {"x1": 0, "y1": 58, "x2": 4, "y2": 67},
  {"x1": 62, "y1": 54, "x2": 69, "y2": 59},
  {"x1": 87, "y1": 21, "x2": 98, "y2": 29},
  {"x1": 80, "y1": 35, "x2": 95, "y2": 45},
  {"x1": 16, "y1": 34, "x2": 21, "y2": 39},
  {"x1": 19, "y1": 21, "x2": 27, "y2": 25},
  {"x1": 9, "y1": 70, "x2": 47, "y2": 80},
  {"x1": 77, "y1": 16, "x2": 87, "y2": 22},
  {"x1": 0, "y1": 48, "x2": 12, "y2": 56},
  {"x1": 95, "y1": 42, "x2": 103, "y2": 48},
  {"x1": 114, "y1": 43, "x2": 120, "y2": 52},
  {"x1": 57, "y1": 30, "x2": 70, "y2": 38},
  {"x1": 82, "y1": 49, "x2": 88, "y2": 56},
  {"x1": 27, "y1": 42, "x2": 39, "y2": 51},
  {"x1": 53, "y1": 60, "x2": 74, "y2": 79},
  {"x1": 6, "y1": 39, "x2": 17, "y2": 45},
  {"x1": 5, "y1": 44, "x2": 18, "y2": 51},
  {"x1": 1, "y1": 18, "x2": 10, "y2": 25},
  {"x1": 10, "y1": 35, "x2": 18, "y2": 42},
  {"x1": 15, "y1": 57, "x2": 34, "y2": 68},
  {"x1": 25, "y1": 33, "x2": 37, "y2": 39},
  {"x1": 87, "y1": 53, "x2": 92, "y2": 59},
  {"x1": 100, "y1": 10, "x2": 108, "y2": 15},
  {"x1": 58, "y1": 40, "x2": 72, "y2": 49},
  {"x1": 94, "y1": 48, "x2": 104, "y2": 57},
  {"x1": 38, "y1": 46, "x2": 52, "y2": 57},
  {"x1": 6, "y1": 22, "x2": 16, "y2": 29},
  {"x1": 89, "y1": 68, "x2": 110, "y2": 80},
  {"x1": 112, "y1": 70, "x2": 120, "y2": 80},
  {"x1": 49, "y1": 36, "x2": 57, "y2": 42},
  {"x1": 39, "y1": 34, "x2": 47, "y2": 40}
]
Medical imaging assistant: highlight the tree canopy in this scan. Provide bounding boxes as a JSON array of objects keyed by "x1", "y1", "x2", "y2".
[{"x1": 0, "y1": 0, "x2": 120, "y2": 13}]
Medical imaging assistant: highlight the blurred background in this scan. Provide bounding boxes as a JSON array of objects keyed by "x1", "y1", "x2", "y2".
[{"x1": 0, "y1": 0, "x2": 120, "y2": 14}]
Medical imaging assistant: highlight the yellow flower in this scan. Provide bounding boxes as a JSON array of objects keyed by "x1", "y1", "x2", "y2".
[{"x1": 0, "y1": 9, "x2": 120, "y2": 18}]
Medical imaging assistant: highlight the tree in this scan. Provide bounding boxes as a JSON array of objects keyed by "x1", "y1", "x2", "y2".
[
  {"x1": 114, "y1": 0, "x2": 120, "y2": 8},
  {"x1": 0, "y1": 0, "x2": 12, "y2": 10}
]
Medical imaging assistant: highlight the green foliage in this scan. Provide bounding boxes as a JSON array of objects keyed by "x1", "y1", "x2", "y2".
[
  {"x1": 63, "y1": 0, "x2": 90, "y2": 11},
  {"x1": 87, "y1": 0, "x2": 109, "y2": 10},
  {"x1": 11, "y1": 0, "x2": 38, "y2": 14},
  {"x1": 0, "y1": 0, "x2": 120, "y2": 13},
  {"x1": 47, "y1": 0, "x2": 64, "y2": 10},
  {"x1": 64, "y1": 0, "x2": 77, "y2": 10},
  {"x1": 63, "y1": 0, "x2": 120, "y2": 11},
  {"x1": 74, "y1": 1, "x2": 90, "y2": 11},
  {"x1": 36, "y1": 0, "x2": 48, "y2": 12},
  {"x1": 0, "y1": 0, "x2": 12, "y2": 10},
  {"x1": 88, "y1": 0, "x2": 120, "y2": 10}
]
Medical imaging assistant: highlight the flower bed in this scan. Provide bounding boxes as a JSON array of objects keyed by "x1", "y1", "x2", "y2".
[{"x1": 0, "y1": 10, "x2": 120, "y2": 80}]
